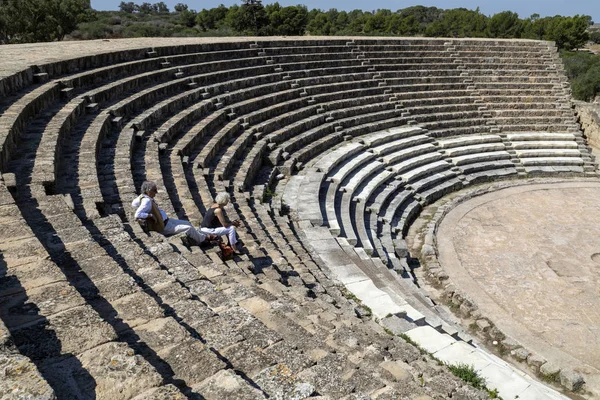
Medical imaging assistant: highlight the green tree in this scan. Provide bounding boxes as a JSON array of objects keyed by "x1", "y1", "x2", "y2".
[
  {"x1": 233, "y1": 0, "x2": 268, "y2": 35},
  {"x1": 154, "y1": 2, "x2": 169, "y2": 13},
  {"x1": 562, "y1": 51, "x2": 600, "y2": 101},
  {"x1": 334, "y1": 11, "x2": 350, "y2": 33},
  {"x1": 572, "y1": 64, "x2": 600, "y2": 101},
  {"x1": 0, "y1": 0, "x2": 92, "y2": 43},
  {"x1": 119, "y1": 1, "x2": 135, "y2": 13},
  {"x1": 135, "y1": 2, "x2": 153, "y2": 14},
  {"x1": 179, "y1": 9, "x2": 197, "y2": 28},
  {"x1": 487, "y1": 11, "x2": 523, "y2": 38},
  {"x1": 347, "y1": 10, "x2": 367, "y2": 34},
  {"x1": 306, "y1": 11, "x2": 331, "y2": 35},
  {"x1": 196, "y1": 5, "x2": 229, "y2": 31},
  {"x1": 546, "y1": 15, "x2": 590, "y2": 50},
  {"x1": 266, "y1": 4, "x2": 308, "y2": 36},
  {"x1": 174, "y1": 3, "x2": 188, "y2": 12},
  {"x1": 397, "y1": 6, "x2": 443, "y2": 34},
  {"x1": 425, "y1": 8, "x2": 487, "y2": 38},
  {"x1": 364, "y1": 9, "x2": 391, "y2": 34},
  {"x1": 522, "y1": 13, "x2": 546, "y2": 39}
]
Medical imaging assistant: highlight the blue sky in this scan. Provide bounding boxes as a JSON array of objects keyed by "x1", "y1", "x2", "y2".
[{"x1": 92, "y1": 0, "x2": 600, "y2": 23}]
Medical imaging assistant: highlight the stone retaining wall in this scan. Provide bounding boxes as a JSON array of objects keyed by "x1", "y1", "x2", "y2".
[{"x1": 575, "y1": 101, "x2": 600, "y2": 149}]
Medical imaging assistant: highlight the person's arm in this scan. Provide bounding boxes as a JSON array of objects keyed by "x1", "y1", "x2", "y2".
[
  {"x1": 215, "y1": 208, "x2": 240, "y2": 228},
  {"x1": 131, "y1": 195, "x2": 142, "y2": 208},
  {"x1": 134, "y1": 197, "x2": 153, "y2": 219}
]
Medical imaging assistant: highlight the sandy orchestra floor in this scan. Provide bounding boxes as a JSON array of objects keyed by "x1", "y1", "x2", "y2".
[{"x1": 436, "y1": 181, "x2": 600, "y2": 391}]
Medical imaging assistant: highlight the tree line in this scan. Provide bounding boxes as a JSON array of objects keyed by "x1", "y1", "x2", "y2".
[
  {"x1": 0, "y1": 0, "x2": 594, "y2": 51},
  {"x1": 122, "y1": 2, "x2": 593, "y2": 51}
]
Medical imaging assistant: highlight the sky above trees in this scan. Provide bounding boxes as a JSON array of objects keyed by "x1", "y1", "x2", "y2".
[{"x1": 92, "y1": 0, "x2": 599, "y2": 22}]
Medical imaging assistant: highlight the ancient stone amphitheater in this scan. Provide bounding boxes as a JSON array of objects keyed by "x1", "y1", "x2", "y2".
[{"x1": 1, "y1": 37, "x2": 598, "y2": 399}]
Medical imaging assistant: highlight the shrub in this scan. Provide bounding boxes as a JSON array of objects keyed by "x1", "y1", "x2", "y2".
[
  {"x1": 76, "y1": 20, "x2": 113, "y2": 40},
  {"x1": 171, "y1": 26, "x2": 201, "y2": 36},
  {"x1": 572, "y1": 65, "x2": 600, "y2": 101},
  {"x1": 108, "y1": 16, "x2": 122, "y2": 25},
  {"x1": 561, "y1": 51, "x2": 600, "y2": 101},
  {"x1": 590, "y1": 30, "x2": 600, "y2": 44},
  {"x1": 122, "y1": 23, "x2": 167, "y2": 37}
]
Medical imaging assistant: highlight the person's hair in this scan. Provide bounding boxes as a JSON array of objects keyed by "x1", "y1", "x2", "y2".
[
  {"x1": 141, "y1": 181, "x2": 157, "y2": 195},
  {"x1": 215, "y1": 192, "x2": 230, "y2": 206}
]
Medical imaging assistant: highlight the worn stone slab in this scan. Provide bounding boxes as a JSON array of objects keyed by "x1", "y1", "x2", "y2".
[
  {"x1": 297, "y1": 170, "x2": 325, "y2": 225},
  {"x1": 158, "y1": 339, "x2": 226, "y2": 386},
  {"x1": 345, "y1": 280, "x2": 406, "y2": 319},
  {"x1": 518, "y1": 384, "x2": 567, "y2": 400},
  {"x1": 110, "y1": 292, "x2": 165, "y2": 328},
  {"x1": 296, "y1": 354, "x2": 354, "y2": 398},
  {"x1": 254, "y1": 364, "x2": 315, "y2": 399},
  {"x1": 479, "y1": 363, "x2": 531, "y2": 400},
  {"x1": 14, "y1": 304, "x2": 117, "y2": 359},
  {"x1": 131, "y1": 385, "x2": 186, "y2": 400},
  {"x1": 326, "y1": 263, "x2": 369, "y2": 286},
  {"x1": 405, "y1": 326, "x2": 456, "y2": 354},
  {"x1": 42, "y1": 341, "x2": 162, "y2": 400},
  {"x1": 0, "y1": 353, "x2": 56, "y2": 400},
  {"x1": 314, "y1": 142, "x2": 364, "y2": 174},
  {"x1": 434, "y1": 342, "x2": 493, "y2": 371},
  {"x1": 1, "y1": 281, "x2": 87, "y2": 328},
  {"x1": 360, "y1": 126, "x2": 425, "y2": 147},
  {"x1": 192, "y1": 369, "x2": 267, "y2": 399}
]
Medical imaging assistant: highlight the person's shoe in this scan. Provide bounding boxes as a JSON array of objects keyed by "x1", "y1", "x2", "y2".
[{"x1": 232, "y1": 243, "x2": 244, "y2": 254}]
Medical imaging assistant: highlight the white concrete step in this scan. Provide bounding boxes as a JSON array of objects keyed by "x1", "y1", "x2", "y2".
[
  {"x1": 405, "y1": 326, "x2": 567, "y2": 400},
  {"x1": 520, "y1": 157, "x2": 584, "y2": 166},
  {"x1": 438, "y1": 134, "x2": 503, "y2": 149},
  {"x1": 400, "y1": 159, "x2": 451, "y2": 183},
  {"x1": 354, "y1": 169, "x2": 395, "y2": 203},
  {"x1": 510, "y1": 140, "x2": 579, "y2": 150},
  {"x1": 339, "y1": 160, "x2": 385, "y2": 193},
  {"x1": 330, "y1": 152, "x2": 376, "y2": 183},
  {"x1": 360, "y1": 126, "x2": 426, "y2": 147},
  {"x1": 382, "y1": 143, "x2": 437, "y2": 165},
  {"x1": 443, "y1": 142, "x2": 506, "y2": 158},
  {"x1": 505, "y1": 132, "x2": 576, "y2": 142},
  {"x1": 514, "y1": 148, "x2": 582, "y2": 158},
  {"x1": 314, "y1": 141, "x2": 365, "y2": 174},
  {"x1": 370, "y1": 134, "x2": 432, "y2": 155},
  {"x1": 325, "y1": 181, "x2": 341, "y2": 235},
  {"x1": 451, "y1": 151, "x2": 511, "y2": 166}
]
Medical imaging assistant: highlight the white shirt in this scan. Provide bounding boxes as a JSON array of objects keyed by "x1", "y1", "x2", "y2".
[{"x1": 132, "y1": 195, "x2": 168, "y2": 221}]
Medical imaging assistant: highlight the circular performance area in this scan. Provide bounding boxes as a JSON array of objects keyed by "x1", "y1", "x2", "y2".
[{"x1": 436, "y1": 181, "x2": 600, "y2": 391}]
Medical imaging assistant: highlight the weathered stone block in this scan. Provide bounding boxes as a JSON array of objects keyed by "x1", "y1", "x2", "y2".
[
  {"x1": 0, "y1": 354, "x2": 55, "y2": 400},
  {"x1": 559, "y1": 369, "x2": 585, "y2": 391},
  {"x1": 539, "y1": 362, "x2": 560, "y2": 381}
]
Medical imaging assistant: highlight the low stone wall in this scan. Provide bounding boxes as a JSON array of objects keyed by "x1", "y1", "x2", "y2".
[{"x1": 575, "y1": 100, "x2": 600, "y2": 149}]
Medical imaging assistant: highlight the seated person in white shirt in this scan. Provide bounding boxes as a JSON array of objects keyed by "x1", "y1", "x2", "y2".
[{"x1": 132, "y1": 181, "x2": 212, "y2": 247}]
